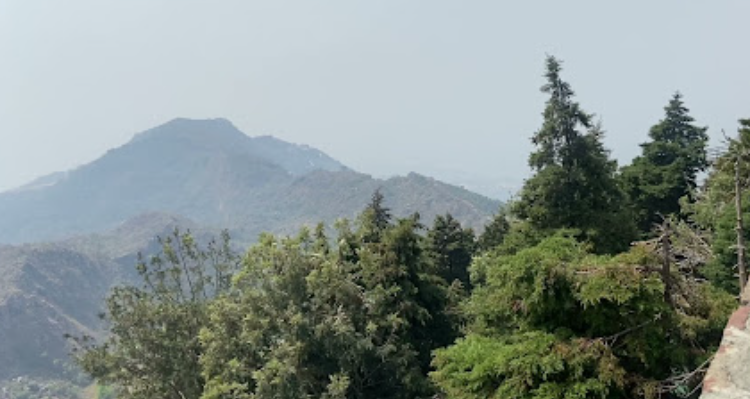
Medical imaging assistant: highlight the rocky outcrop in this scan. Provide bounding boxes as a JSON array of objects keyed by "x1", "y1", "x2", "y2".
[{"x1": 701, "y1": 285, "x2": 750, "y2": 399}]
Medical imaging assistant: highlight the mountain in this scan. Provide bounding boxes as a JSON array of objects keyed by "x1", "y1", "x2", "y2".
[
  {"x1": 0, "y1": 213, "x2": 211, "y2": 383},
  {"x1": 0, "y1": 245, "x2": 116, "y2": 380},
  {"x1": 0, "y1": 118, "x2": 500, "y2": 391},
  {"x1": 248, "y1": 135, "x2": 349, "y2": 176},
  {"x1": 0, "y1": 118, "x2": 499, "y2": 244},
  {"x1": 250, "y1": 170, "x2": 497, "y2": 236}
]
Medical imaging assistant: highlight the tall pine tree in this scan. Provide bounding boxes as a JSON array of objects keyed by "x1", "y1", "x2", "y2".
[
  {"x1": 513, "y1": 56, "x2": 635, "y2": 253},
  {"x1": 426, "y1": 214, "x2": 476, "y2": 289},
  {"x1": 621, "y1": 93, "x2": 709, "y2": 234},
  {"x1": 359, "y1": 188, "x2": 392, "y2": 243}
]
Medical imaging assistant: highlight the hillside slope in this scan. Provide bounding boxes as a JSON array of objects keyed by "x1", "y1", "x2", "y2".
[
  {"x1": 245, "y1": 170, "x2": 498, "y2": 237},
  {"x1": 0, "y1": 246, "x2": 115, "y2": 380},
  {"x1": 0, "y1": 118, "x2": 499, "y2": 244},
  {"x1": 0, "y1": 213, "x2": 207, "y2": 382}
]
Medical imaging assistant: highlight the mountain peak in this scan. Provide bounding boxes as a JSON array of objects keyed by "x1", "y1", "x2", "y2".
[
  {"x1": 130, "y1": 117, "x2": 247, "y2": 146},
  {"x1": 126, "y1": 118, "x2": 346, "y2": 175},
  {"x1": 162, "y1": 117, "x2": 236, "y2": 131}
]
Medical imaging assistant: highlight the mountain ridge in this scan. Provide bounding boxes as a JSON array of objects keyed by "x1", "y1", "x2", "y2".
[
  {"x1": 0, "y1": 118, "x2": 499, "y2": 244},
  {"x1": 0, "y1": 118, "x2": 501, "y2": 386}
]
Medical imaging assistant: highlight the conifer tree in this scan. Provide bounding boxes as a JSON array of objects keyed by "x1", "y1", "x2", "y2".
[
  {"x1": 426, "y1": 214, "x2": 476, "y2": 289},
  {"x1": 513, "y1": 56, "x2": 635, "y2": 253},
  {"x1": 431, "y1": 234, "x2": 734, "y2": 399},
  {"x1": 621, "y1": 93, "x2": 709, "y2": 233},
  {"x1": 690, "y1": 119, "x2": 750, "y2": 294},
  {"x1": 477, "y1": 212, "x2": 510, "y2": 252},
  {"x1": 360, "y1": 189, "x2": 392, "y2": 243}
]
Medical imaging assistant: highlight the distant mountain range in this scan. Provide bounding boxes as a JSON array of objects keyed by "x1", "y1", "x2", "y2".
[
  {"x1": 0, "y1": 118, "x2": 498, "y2": 244},
  {"x1": 0, "y1": 118, "x2": 500, "y2": 386}
]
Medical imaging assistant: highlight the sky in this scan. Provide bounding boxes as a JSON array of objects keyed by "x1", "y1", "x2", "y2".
[{"x1": 1, "y1": 1, "x2": 749, "y2": 199}]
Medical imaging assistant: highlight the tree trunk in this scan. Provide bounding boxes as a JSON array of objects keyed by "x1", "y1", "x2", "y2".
[
  {"x1": 661, "y1": 220, "x2": 672, "y2": 304},
  {"x1": 735, "y1": 158, "x2": 747, "y2": 296}
]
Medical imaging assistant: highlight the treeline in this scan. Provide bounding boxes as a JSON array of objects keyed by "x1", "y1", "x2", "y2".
[{"x1": 73, "y1": 56, "x2": 750, "y2": 399}]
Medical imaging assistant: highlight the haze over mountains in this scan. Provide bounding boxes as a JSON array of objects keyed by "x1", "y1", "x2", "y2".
[
  {"x1": 0, "y1": 117, "x2": 500, "y2": 386},
  {"x1": 0, "y1": 212, "x2": 207, "y2": 382},
  {"x1": 0, "y1": 118, "x2": 498, "y2": 245}
]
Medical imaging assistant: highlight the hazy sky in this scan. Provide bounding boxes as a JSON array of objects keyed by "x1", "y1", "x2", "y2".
[{"x1": 1, "y1": 1, "x2": 748, "y2": 198}]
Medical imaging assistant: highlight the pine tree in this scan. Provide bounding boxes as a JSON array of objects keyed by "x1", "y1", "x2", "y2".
[
  {"x1": 621, "y1": 93, "x2": 709, "y2": 233},
  {"x1": 477, "y1": 211, "x2": 510, "y2": 252},
  {"x1": 359, "y1": 189, "x2": 392, "y2": 243},
  {"x1": 426, "y1": 214, "x2": 476, "y2": 289},
  {"x1": 690, "y1": 119, "x2": 750, "y2": 294},
  {"x1": 513, "y1": 56, "x2": 635, "y2": 253}
]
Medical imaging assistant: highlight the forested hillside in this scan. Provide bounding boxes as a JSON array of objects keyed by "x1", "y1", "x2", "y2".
[{"x1": 54, "y1": 56, "x2": 750, "y2": 399}]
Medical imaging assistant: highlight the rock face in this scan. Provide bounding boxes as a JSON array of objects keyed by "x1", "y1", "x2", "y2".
[{"x1": 701, "y1": 285, "x2": 750, "y2": 399}]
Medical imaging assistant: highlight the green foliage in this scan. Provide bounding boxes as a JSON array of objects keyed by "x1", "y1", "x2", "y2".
[
  {"x1": 432, "y1": 333, "x2": 624, "y2": 399},
  {"x1": 199, "y1": 197, "x2": 457, "y2": 399},
  {"x1": 72, "y1": 229, "x2": 241, "y2": 399},
  {"x1": 621, "y1": 93, "x2": 709, "y2": 234},
  {"x1": 687, "y1": 119, "x2": 750, "y2": 293},
  {"x1": 361, "y1": 188, "x2": 392, "y2": 236},
  {"x1": 432, "y1": 235, "x2": 733, "y2": 399},
  {"x1": 513, "y1": 56, "x2": 635, "y2": 254},
  {"x1": 426, "y1": 214, "x2": 477, "y2": 289},
  {"x1": 200, "y1": 231, "x2": 350, "y2": 399},
  {"x1": 701, "y1": 195, "x2": 750, "y2": 292},
  {"x1": 477, "y1": 211, "x2": 510, "y2": 252}
]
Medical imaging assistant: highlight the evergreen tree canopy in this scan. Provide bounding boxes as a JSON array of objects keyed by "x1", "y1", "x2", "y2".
[
  {"x1": 426, "y1": 214, "x2": 477, "y2": 289},
  {"x1": 432, "y1": 234, "x2": 733, "y2": 399},
  {"x1": 513, "y1": 56, "x2": 635, "y2": 253},
  {"x1": 360, "y1": 189, "x2": 392, "y2": 241},
  {"x1": 686, "y1": 119, "x2": 750, "y2": 293},
  {"x1": 200, "y1": 230, "x2": 357, "y2": 399},
  {"x1": 621, "y1": 93, "x2": 709, "y2": 233},
  {"x1": 477, "y1": 211, "x2": 510, "y2": 252},
  {"x1": 200, "y1": 211, "x2": 457, "y2": 399}
]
